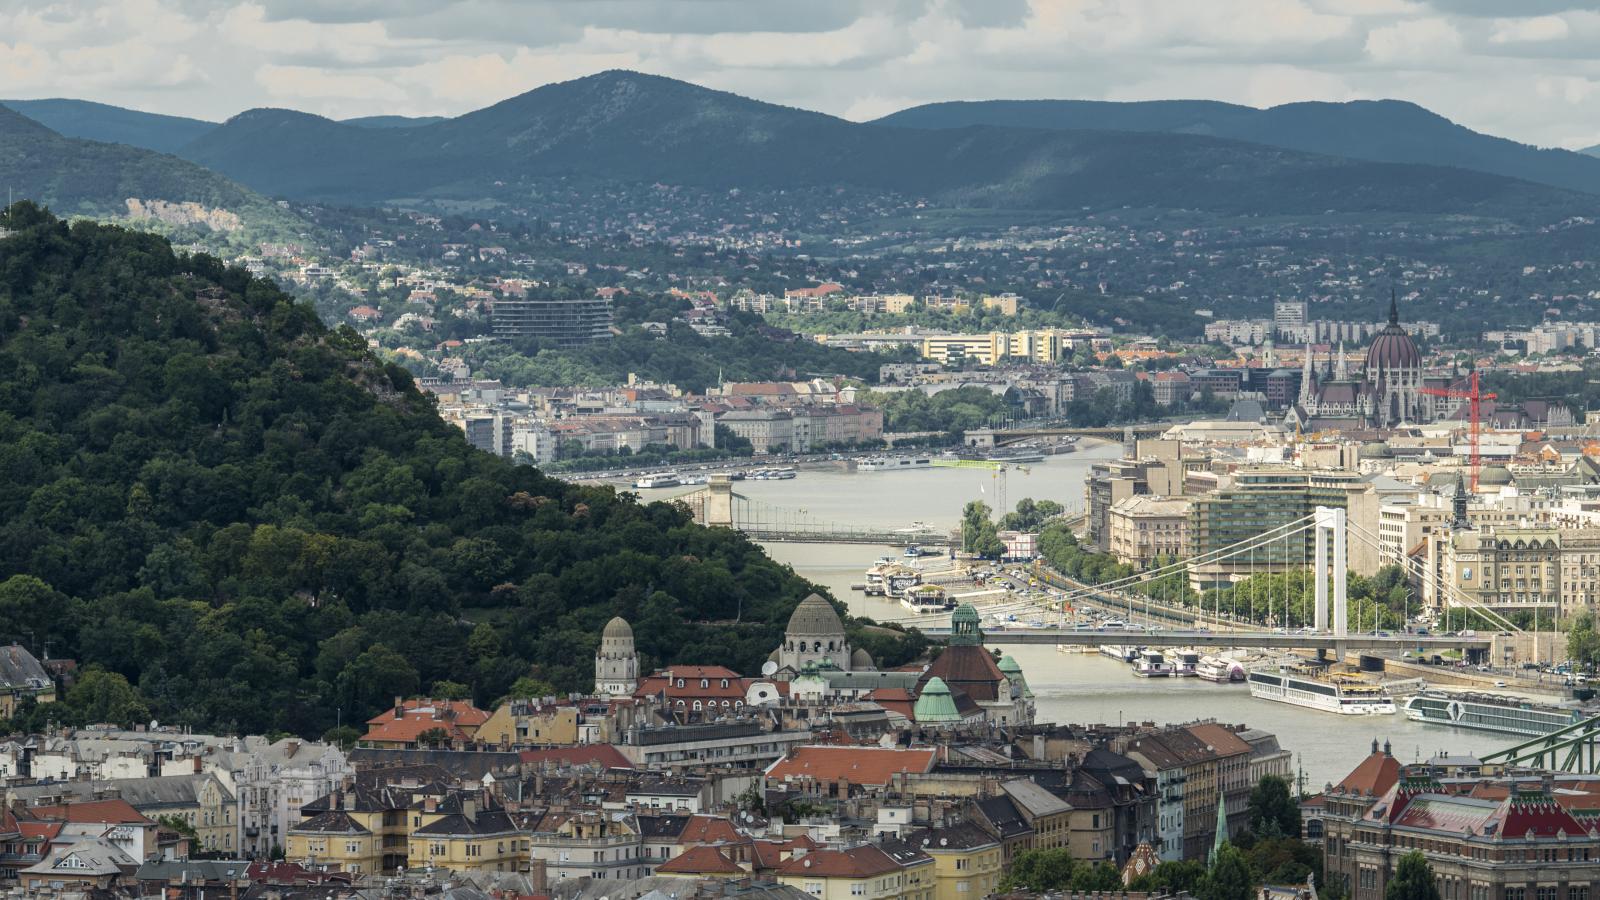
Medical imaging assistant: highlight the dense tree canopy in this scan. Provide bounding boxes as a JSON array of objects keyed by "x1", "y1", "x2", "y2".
[{"x1": 0, "y1": 206, "x2": 921, "y2": 738}]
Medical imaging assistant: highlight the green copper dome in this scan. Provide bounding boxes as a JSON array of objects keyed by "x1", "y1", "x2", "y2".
[
  {"x1": 997, "y1": 654, "x2": 1033, "y2": 698},
  {"x1": 949, "y1": 604, "x2": 984, "y2": 646},
  {"x1": 913, "y1": 676, "x2": 961, "y2": 723}
]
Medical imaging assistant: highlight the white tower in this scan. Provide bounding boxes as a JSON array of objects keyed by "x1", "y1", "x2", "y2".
[{"x1": 595, "y1": 616, "x2": 640, "y2": 697}]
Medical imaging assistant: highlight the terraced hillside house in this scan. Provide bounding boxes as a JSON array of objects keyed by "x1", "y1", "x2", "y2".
[{"x1": 0, "y1": 644, "x2": 54, "y2": 718}]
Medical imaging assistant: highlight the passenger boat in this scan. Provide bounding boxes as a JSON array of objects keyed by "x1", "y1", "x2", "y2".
[
  {"x1": 750, "y1": 467, "x2": 797, "y2": 480},
  {"x1": 632, "y1": 472, "x2": 681, "y2": 489},
  {"x1": 1196, "y1": 656, "x2": 1246, "y2": 683},
  {"x1": 883, "y1": 568, "x2": 922, "y2": 598},
  {"x1": 1402, "y1": 691, "x2": 1586, "y2": 737},
  {"x1": 1171, "y1": 650, "x2": 1202, "y2": 677},
  {"x1": 1100, "y1": 645, "x2": 1140, "y2": 662},
  {"x1": 858, "y1": 456, "x2": 934, "y2": 472},
  {"x1": 901, "y1": 584, "x2": 950, "y2": 613},
  {"x1": 1134, "y1": 650, "x2": 1175, "y2": 677},
  {"x1": 1247, "y1": 667, "x2": 1395, "y2": 715}
]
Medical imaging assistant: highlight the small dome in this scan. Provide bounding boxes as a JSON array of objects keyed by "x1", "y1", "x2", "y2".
[
  {"x1": 1479, "y1": 465, "x2": 1513, "y2": 486},
  {"x1": 997, "y1": 654, "x2": 1022, "y2": 674},
  {"x1": 912, "y1": 677, "x2": 961, "y2": 723},
  {"x1": 787, "y1": 594, "x2": 846, "y2": 637},
  {"x1": 1361, "y1": 441, "x2": 1393, "y2": 458},
  {"x1": 602, "y1": 616, "x2": 633, "y2": 640},
  {"x1": 850, "y1": 648, "x2": 875, "y2": 670}
]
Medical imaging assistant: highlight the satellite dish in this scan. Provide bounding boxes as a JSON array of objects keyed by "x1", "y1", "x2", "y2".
[{"x1": 761, "y1": 661, "x2": 778, "y2": 676}]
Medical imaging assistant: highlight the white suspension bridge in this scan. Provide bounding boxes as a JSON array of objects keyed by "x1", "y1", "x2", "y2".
[{"x1": 899, "y1": 506, "x2": 1511, "y2": 657}]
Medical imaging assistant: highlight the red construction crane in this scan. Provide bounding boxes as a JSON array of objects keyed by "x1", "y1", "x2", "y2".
[{"x1": 1421, "y1": 370, "x2": 1497, "y2": 490}]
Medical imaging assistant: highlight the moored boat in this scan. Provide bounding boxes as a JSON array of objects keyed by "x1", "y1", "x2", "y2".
[
  {"x1": 1402, "y1": 691, "x2": 1586, "y2": 737},
  {"x1": 1247, "y1": 667, "x2": 1395, "y2": 715}
]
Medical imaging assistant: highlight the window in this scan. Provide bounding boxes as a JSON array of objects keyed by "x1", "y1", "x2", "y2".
[
  {"x1": 805, "y1": 883, "x2": 823, "y2": 896},
  {"x1": 955, "y1": 859, "x2": 968, "y2": 870},
  {"x1": 346, "y1": 841, "x2": 359, "y2": 854},
  {"x1": 852, "y1": 884, "x2": 866, "y2": 896}
]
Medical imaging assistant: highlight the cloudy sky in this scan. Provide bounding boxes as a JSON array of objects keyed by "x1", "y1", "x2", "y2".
[{"x1": 8, "y1": 0, "x2": 1600, "y2": 148}]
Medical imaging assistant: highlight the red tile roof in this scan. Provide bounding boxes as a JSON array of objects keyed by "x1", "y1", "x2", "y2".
[
  {"x1": 361, "y1": 698, "x2": 489, "y2": 745},
  {"x1": 918, "y1": 645, "x2": 1007, "y2": 702},
  {"x1": 519, "y1": 745, "x2": 633, "y2": 770},
  {"x1": 765, "y1": 746, "x2": 937, "y2": 788},
  {"x1": 657, "y1": 845, "x2": 745, "y2": 875},
  {"x1": 29, "y1": 799, "x2": 153, "y2": 826},
  {"x1": 777, "y1": 845, "x2": 901, "y2": 878},
  {"x1": 1335, "y1": 748, "x2": 1401, "y2": 797},
  {"x1": 677, "y1": 815, "x2": 742, "y2": 845}
]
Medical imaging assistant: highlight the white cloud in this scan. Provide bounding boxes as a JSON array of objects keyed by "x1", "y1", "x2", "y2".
[
  {"x1": 1489, "y1": 14, "x2": 1569, "y2": 43},
  {"x1": 1, "y1": 0, "x2": 1599, "y2": 149},
  {"x1": 1365, "y1": 16, "x2": 1462, "y2": 63}
]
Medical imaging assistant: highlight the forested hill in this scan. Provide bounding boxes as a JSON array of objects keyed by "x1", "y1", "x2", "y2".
[
  {"x1": 0, "y1": 207, "x2": 909, "y2": 738},
  {"x1": 175, "y1": 70, "x2": 1592, "y2": 219},
  {"x1": 875, "y1": 97, "x2": 1600, "y2": 197},
  {"x1": 0, "y1": 105, "x2": 255, "y2": 217}
]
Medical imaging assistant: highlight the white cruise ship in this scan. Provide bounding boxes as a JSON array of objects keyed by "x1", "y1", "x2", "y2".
[
  {"x1": 1402, "y1": 691, "x2": 1585, "y2": 737},
  {"x1": 632, "y1": 472, "x2": 681, "y2": 489},
  {"x1": 1247, "y1": 668, "x2": 1395, "y2": 715},
  {"x1": 858, "y1": 456, "x2": 933, "y2": 472}
]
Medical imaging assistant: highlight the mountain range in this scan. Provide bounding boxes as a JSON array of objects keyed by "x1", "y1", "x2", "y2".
[
  {"x1": 874, "y1": 98, "x2": 1600, "y2": 197},
  {"x1": 4, "y1": 72, "x2": 1599, "y2": 222},
  {"x1": 0, "y1": 104, "x2": 256, "y2": 217}
]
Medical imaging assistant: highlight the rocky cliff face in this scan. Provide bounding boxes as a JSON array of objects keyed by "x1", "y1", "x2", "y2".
[{"x1": 125, "y1": 197, "x2": 242, "y2": 231}]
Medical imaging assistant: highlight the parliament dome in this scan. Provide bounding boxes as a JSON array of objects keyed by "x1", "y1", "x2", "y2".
[{"x1": 1366, "y1": 297, "x2": 1421, "y2": 371}]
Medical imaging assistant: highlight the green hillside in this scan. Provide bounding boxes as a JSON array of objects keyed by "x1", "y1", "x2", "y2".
[
  {"x1": 176, "y1": 71, "x2": 1594, "y2": 218},
  {"x1": 2, "y1": 98, "x2": 216, "y2": 154},
  {"x1": 0, "y1": 106, "x2": 246, "y2": 216},
  {"x1": 0, "y1": 206, "x2": 908, "y2": 737}
]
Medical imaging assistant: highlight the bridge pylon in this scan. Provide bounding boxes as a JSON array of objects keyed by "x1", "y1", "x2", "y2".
[
  {"x1": 1312, "y1": 506, "x2": 1348, "y2": 639},
  {"x1": 704, "y1": 474, "x2": 736, "y2": 528}
]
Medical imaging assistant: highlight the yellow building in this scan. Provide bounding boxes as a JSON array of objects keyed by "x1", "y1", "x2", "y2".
[
  {"x1": 1000, "y1": 778, "x2": 1073, "y2": 851},
  {"x1": 407, "y1": 799, "x2": 525, "y2": 875},
  {"x1": 286, "y1": 808, "x2": 386, "y2": 877},
  {"x1": 477, "y1": 701, "x2": 581, "y2": 747},
  {"x1": 777, "y1": 844, "x2": 933, "y2": 900},
  {"x1": 287, "y1": 782, "x2": 458, "y2": 876},
  {"x1": 918, "y1": 330, "x2": 1072, "y2": 366},
  {"x1": 981, "y1": 294, "x2": 1021, "y2": 317},
  {"x1": 0, "y1": 644, "x2": 55, "y2": 718},
  {"x1": 910, "y1": 823, "x2": 1002, "y2": 900}
]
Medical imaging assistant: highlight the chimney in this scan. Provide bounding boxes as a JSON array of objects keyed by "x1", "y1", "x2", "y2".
[{"x1": 395, "y1": 697, "x2": 405, "y2": 719}]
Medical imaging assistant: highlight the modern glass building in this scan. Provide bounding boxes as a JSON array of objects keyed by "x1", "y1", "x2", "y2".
[{"x1": 491, "y1": 295, "x2": 613, "y2": 345}]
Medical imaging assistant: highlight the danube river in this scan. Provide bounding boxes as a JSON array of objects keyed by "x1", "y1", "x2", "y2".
[{"x1": 638, "y1": 444, "x2": 1521, "y2": 788}]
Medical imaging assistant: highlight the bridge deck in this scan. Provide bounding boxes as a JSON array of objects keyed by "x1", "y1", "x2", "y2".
[{"x1": 916, "y1": 628, "x2": 1491, "y2": 650}]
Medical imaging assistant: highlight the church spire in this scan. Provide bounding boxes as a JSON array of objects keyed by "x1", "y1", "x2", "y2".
[
  {"x1": 1299, "y1": 346, "x2": 1316, "y2": 407},
  {"x1": 1389, "y1": 288, "x2": 1399, "y2": 326},
  {"x1": 1335, "y1": 340, "x2": 1348, "y2": 381}
]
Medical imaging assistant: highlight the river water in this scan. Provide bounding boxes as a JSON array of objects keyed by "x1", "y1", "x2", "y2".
[{"x1": 637, "y1": 444, "x2": 1521, "y2": 789}]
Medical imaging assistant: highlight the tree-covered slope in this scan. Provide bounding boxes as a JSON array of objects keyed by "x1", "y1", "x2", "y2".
[
  {"x1": 0, "y1": 206, "x2": 900, "y2": 737},
  {"x1": 0, "y1": 106, "x2": 254, "y2": 218},
  {"x1": 176, "y1": 71, "x2": 1594, "y2": 218},
  {"x1": 875, "y1": 97, "x2": 1600, "y2": 197},
  {"x1": 1, "y1": 98, "x2": 217, "y2": 154}
]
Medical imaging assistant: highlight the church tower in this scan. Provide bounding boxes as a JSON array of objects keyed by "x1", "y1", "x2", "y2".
[{"x1": 595, "y1": 616, "x2": 640, "y2": 698}]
